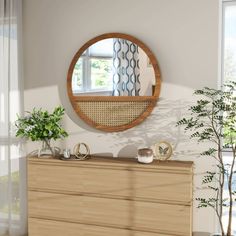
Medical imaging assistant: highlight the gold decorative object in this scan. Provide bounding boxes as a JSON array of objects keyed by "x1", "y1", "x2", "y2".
[
  {"x1": 73, "y1": 143, "x2": 90, "y2": 160},
  {"x1": 155, "y1": 141, "x2": 173, "y2": 161}
]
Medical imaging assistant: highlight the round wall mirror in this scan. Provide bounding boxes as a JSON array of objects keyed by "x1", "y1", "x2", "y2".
[{"x1": 67, "y1": 33, "x2": 161, "y2": 132}]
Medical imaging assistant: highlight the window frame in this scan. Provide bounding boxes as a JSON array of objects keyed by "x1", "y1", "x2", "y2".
[
  {"x1": 221, "y1": 0, "x2": 236, "y2": 86},
  {"x1": 73, "y1": 45, "x2": 113, "y2": 95},
  {"x1": 221, "y1": 0, "x2": 236, "y2": 153}
]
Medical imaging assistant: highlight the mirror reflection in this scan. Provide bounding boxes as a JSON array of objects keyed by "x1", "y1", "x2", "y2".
[{"x1": 72, "y1": 38, "x2": 156, "y2": 96}]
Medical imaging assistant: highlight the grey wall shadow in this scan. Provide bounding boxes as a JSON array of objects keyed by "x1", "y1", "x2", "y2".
[{"x1": 94, "y1": 97, "x2": 197, "y2": 159}]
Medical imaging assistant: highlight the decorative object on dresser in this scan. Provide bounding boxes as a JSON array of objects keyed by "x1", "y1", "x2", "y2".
[
  {"x1": 137, "y1": 148, "x2": 154, "y2": 163},
  {"x1": 67, "y1": 33, "x2": 162, "y2": 132},
  {"x1": 15, "y1": 106, "x2": 68, "y2": 157},
  {"x1": 155, "y1": 141, "x2": 173, "y2": 160},
  {"x1": 63, "y1": 148, "x2": 71, "y2": 159},
  {"x1": 28, "y1": 156, "x2": 193, "y2": 236},
  {"x1": 73, "y1": 142, "x2": 90, "y2": 160}
]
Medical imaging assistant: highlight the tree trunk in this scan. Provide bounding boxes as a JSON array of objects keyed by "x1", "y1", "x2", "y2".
[{"x1": 226, "y1": 147, "x2": 236, "y2": 236}]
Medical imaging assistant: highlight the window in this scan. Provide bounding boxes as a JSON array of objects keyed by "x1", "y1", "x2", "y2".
[
  {"x1": 222, "y1": 1, "x2": 236, "y2": 151},
  {"x1": 223, "y1": 1, "x2": 236, "y2": 83},
  {"x1": 72, "y1": 39, "x2": 113, "y2": 94},
  {"x1": 221, "y1": 2, "x2": 236, "y2": 235}
]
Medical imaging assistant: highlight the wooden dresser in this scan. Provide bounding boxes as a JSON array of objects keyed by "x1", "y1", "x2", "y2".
[{"x1": 28, "y1": 156, "x2": 193, "y2": 236}]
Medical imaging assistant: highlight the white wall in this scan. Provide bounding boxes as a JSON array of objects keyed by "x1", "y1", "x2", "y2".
[
  {"x1": 139, "y1": 48, "x2": 156, "y2": 96},
  {"x1": 23, "y1": 0, "x2": 220, "y2": 234}
]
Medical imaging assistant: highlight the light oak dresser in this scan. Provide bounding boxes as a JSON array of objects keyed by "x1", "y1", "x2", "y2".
[{"x1": 28, "y1": 156, "x2": 193, "y2": 236}]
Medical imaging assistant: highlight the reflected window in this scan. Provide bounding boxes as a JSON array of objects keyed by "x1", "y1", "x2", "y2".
[
  {"x1": 71, "y1": 37, "x2": 156, "y2": 96},
  {"x1": 72, "y1": 39, "x2": 113, "y2": 93}
]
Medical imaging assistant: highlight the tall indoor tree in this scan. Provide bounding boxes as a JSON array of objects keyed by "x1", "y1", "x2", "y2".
[{"x1": 177, "y1": 81, "x2": 236, "y2": 236}]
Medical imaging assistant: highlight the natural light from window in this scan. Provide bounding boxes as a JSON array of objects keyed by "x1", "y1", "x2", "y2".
[
  {"x1": 222, "y1": 2, "x2": 236, "y2": 235},
  {"x1": 72, "y1": 38, "x2": 113, "y2": 94},
  {"x1": 224, "y1": 3, "x2": 236, "y2": 82}
]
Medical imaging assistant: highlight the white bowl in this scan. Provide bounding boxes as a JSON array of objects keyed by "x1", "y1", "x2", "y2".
[{"x1": 137, "y1": 155, "x2": 153, "y2": 164}]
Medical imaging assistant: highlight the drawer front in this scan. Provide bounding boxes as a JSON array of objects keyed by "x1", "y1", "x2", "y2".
[
  {"x1": 29, "y1": 218, "x2": 130, "y2": 236},
  {"x1": 29, "y1": 191, "x2": 130, "y2": 228},
  {"x1": 134, "y1": 201, "x2": 192, "y2": 236},
  {"x1": 29, "y1": 218, "x2": 178, "y2": 236},
  {"x1": 134, "y1": 232, "x2": 177, "y2": 236},
  {"x1": 134, "y1": 171, "x2": 192, "y2": 203},
  {"x1": 28, "y1": 164, "x2": 131, "y2": 197}
]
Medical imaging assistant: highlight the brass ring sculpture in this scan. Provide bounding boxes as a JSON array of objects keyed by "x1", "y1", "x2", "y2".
[{"x1": 73, "y1": 143, "x2": 90, "y2": 160}]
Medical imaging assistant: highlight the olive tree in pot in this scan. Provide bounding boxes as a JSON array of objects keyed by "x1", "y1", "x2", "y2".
[
  {"x1": 15, "y1": 106, "x2": 68, "y2": 157},
  {"x1": 177, "y1": 81, "x2": 236, "y2": 236}
]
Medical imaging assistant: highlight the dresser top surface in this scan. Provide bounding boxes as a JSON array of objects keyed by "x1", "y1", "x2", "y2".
[{"x1": 28, "y1": 155, "x2": 193, "y2": 172}]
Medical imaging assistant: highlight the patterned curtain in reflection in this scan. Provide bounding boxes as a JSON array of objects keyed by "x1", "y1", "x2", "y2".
[
  {"x1": 112, "y1": 39, "x2": 140, "y2": 96},
  {"x1": 0, "y1": 0, "x2": 27, "y2": 235}
]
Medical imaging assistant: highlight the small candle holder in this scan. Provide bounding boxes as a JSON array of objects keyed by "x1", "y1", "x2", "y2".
[
  {"x1": 137, "y1": 148, "x2": 154, "y2": 164},
  {"x1": 63, "y1": 148, "x2": 71, "y2": 159}
]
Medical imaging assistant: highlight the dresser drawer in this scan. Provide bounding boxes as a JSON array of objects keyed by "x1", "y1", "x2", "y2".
[
  {"x1": 134, "y1": 201, "x2": 191, "y2": 236},
  {"x1": 134, "y1": 231, "x2": 177, "y2": 236},
  {"x1": 29, "y1": 191, "x2": 130, "y2": 228},
  {"x1": 29, "y1": 218, "x2": 182, "y2": 236},
  {"x1": 28, "y1": 164, "x2": 131, "y2": 197},
  {"x1": 28, "y1": 157, "x2": 193, "y2": 236},
  {"x1": 133, "y1": 170, "x2": 192, "y2": 203},
  {"x1": 29, "y1": 218, "x2": 130, "y2": 236}
]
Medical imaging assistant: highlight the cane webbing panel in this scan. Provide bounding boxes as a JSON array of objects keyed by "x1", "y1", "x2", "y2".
[{"x1": 77, "y1": 101, "x2": 151, "y2": 127}]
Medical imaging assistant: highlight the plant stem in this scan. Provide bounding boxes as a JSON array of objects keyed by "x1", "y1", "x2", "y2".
[
  {"x1": 44, "y1": 139, "x2": 54, "y2": 156},
  {"x1": 210, "y1": 103, "x2": 225, "y2": 235},
  {"x1": 226, "y1": 144, "x2": 236, "y2": 236},
  {"x1": 218, "y1": 148, "x2": 224, "y2": 221},
  {"x1": 215, "y1": 207, "x2": 225, "y2": 236}
]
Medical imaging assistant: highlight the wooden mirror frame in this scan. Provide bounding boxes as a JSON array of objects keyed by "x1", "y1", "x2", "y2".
[{"x1": 67, "y1": 33, "x2": 161, "y2": 132}]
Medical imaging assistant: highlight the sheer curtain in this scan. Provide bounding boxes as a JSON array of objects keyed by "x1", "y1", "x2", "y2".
[{"x1": 0, "y1": 0, "x2": 27, "y2": 236}]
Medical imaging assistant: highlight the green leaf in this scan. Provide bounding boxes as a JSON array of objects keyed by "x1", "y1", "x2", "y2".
[{"x1": 15, "y1": 106, "x2": 68, "y2": 142}]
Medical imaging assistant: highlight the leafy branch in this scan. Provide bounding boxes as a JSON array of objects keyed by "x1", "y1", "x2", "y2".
[
  {"x1": 15, "y1": 106, "x2": 68, "y2": 141},
  {"x1": 177, "y1": 81, "x2": 236, "y2": 236}
]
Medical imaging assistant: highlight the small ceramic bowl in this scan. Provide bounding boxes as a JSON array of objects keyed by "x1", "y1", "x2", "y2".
[{"x1": 137, "y1": 148, "x2": 153, "y2": 164}]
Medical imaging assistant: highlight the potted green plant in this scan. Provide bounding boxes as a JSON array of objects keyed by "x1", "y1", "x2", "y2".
[
  {"x1": 177, "y1": 81, "x2": 236, "y2": 236},
  {"x1": 15, "y1": 106, "x2": 68, "y2": 157}
]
